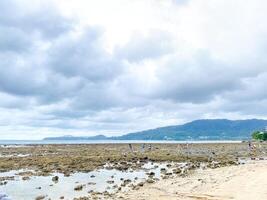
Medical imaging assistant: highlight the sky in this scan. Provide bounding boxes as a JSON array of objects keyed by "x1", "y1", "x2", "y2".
[{"x1": 0, "y1": 0, "x2": 267, "y2": 139}]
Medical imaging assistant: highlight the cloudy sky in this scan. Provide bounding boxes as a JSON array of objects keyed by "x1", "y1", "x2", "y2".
[{"x1": 1, "y1": 0, "x2": 267, "y2": 139}]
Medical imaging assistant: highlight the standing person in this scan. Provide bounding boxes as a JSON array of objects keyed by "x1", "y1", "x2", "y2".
[
  {"x1": 186, "y1": 142, "x2": 190, "y2": 157},
  {"x1": 248, "y1": 141, "x2": 253, "y2": 158},
  {"x1": 141, "y1": 143, "x2": 146, "y2": 152},
  {"x1": 248, "y1": 141, "x2": 252, "y2": 151},
  {"x1": 128, "y1": 143, "x2": 133, "y2": 152}
]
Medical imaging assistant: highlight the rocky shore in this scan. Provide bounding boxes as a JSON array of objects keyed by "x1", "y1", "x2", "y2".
[{"x1": 0, "y1": 142, "x2": 266, "y2": 199}]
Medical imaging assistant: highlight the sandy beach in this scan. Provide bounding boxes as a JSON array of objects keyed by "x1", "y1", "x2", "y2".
[{"x1": 120, "y1": 159, "x2": 267, "y2": 200}]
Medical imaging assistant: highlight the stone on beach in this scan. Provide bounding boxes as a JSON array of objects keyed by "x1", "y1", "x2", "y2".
[
  {"x1": 35, "y1": 195, "x2": 46, "y2": 200},
  {"x1": 74, "y1": 184, "x2": 84, "y2": 191},
  {"x1": 52, "y1": 176, "x2": 59, "y2": 183}
]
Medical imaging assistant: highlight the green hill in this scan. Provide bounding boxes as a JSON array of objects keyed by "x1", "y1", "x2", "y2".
[{"x1": 43, "y1": 119, "x2": 267, "y2": 141}]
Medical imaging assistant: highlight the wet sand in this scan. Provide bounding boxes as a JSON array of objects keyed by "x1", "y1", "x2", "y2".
[{"x1": 119, "y1": 159, "x2": 267, "y2": 200}]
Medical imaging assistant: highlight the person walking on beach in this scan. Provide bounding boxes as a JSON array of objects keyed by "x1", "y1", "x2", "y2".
[
  {"x1": 141, "y1": 143, "x2": 146, "y2": 152},
  {"x1": 148, "y1": 144, "x2": 152, "y2": 151},
  {"x1": 128, "y1": 143, "x2": 133, "y2": 152},
  {"x1": 248, "y1": 141, "x2": 252, "y2": 151}
]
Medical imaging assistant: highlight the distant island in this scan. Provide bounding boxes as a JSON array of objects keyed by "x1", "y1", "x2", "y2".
[{"x1": 43, "y1": 119, "x2": 267, "y2": 141}]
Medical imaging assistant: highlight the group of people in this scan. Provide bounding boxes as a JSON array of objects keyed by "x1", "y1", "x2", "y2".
[
  {"x1": 248, "y1": 141, "x2": 266, "y2": 157},
  {"x1": 128, "y1": 143, "x2": 152, "y2": 152}
]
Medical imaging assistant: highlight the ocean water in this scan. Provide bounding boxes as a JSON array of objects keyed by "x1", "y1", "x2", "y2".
[
  {"x1": 0, "y1": 162, "x2": 179, "y2": 200},
  {"x1": 0, "y1": 140, "x2": 243, "y2": 145}
]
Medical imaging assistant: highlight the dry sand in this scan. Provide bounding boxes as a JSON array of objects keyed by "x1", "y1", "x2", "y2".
[{"x1": 120, "y1": 160, "x2": 267, "y2": 200}]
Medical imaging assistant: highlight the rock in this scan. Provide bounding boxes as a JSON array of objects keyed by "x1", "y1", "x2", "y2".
[
  {"x1": 22, "y1": 176, "x2": 30, "y2": 181},
  {"x1": 207, "y1": 161, "x2": 221, "y2": 169},
  {"x1": 0, "y1": 181, "x2": 7, "y2": 186},
  {"x1": 188, "y1": 164, "x2": 197, "y2": 170},
  {"x1": 124, "y1": 179, "x2": 131, "y2": 184},
  {"x1": 107, "y1": 180, "x2": 114, "y2": 184},
  {"x1": 161, "y1": 175, "x2": 169, "y2": 179},
  {"x1": 146, "y1": 179, "x2": 155, "y2": 184},
  {"x1": 35, "y1": 195, "x2": 46, "y2": 200},
  {"x1": 160, "y1": 168, "x2": 166, "y2": 172},
  {"x1": 132, "y1": 185, "x2": 140, "y2": 190},
  {"x1": 137, "y1": 182, "x2": 145, "y2": 187},
  {"x1": 74, "y1": 184, "x2": 84, "y2": 191},
  {"x1": 64, "y1": 173, "x2": 70, "y2": 177},
  {"x1": 147, "y1": 172, "x2": 155, "y2": 176},
  {"x1": 52, "y1": 176, "x2": 59, "y2": 183},
  {"x1": 172, "y1": 168, "x2": 182, "y2": 174},
  {"x1": 90, "y1": 175, "x2": 96, "y2": 178},
  {"x1": 0, "y1": 176, "x2": 14, "y2": 182}
]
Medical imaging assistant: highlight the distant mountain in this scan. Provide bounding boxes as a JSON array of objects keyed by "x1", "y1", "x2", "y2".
[
  {"x1": 43, "y1": 134, "x2": 108, "y2": 140},
  {"x1": 43, "y1": 119, "x2": 267, "y2": 141}
]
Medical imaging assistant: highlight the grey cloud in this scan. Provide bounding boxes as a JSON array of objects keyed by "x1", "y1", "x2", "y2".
[
  {"x1": 0, "y1": 55, "x2": 42, "y2": 96},
  {"x1": 222, "y1": 100, "x2": 267, "y2": 116},
  {"x1": 0, "y1": 0, "x2": 73, "y2": 40},
  {"x1": 0, "y1": 0, "x2": 80, "y2": 104},
  {"x1": 0, "y1": 52, "x2": 84, "y2": 104},
  {"x1": 149, "y1": 51, "x2": 264, "y2": 103},
  {"x1": 49, "y1": 28, "x2": 123, "y2": 81},
  {"x1": 225, "y1": 72, "x2": 267, "y2": 102},
  {"x1": 0, "y1": 26, "x2": 32, "y2": 53}
]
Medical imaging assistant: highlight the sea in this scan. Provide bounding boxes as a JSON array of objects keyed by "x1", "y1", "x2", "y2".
[{"x1": 0, "y1": 140, "x2": 243, "y2": 145}]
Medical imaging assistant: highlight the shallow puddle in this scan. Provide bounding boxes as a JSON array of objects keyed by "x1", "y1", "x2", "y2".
[{"x1": 0, "y1": 162, "x2": 179, "y2": 200}]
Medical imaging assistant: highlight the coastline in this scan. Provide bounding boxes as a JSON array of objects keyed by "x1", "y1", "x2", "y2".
[
  {"x1": 0, "y1": 140, "x2": 244, "y2": 145},
  {"x1": 118, "y1": 159, "x2": 267, "y2": 200},
  {"x1": 0, "y1": 142, "x2": 266, "y2": 199}
]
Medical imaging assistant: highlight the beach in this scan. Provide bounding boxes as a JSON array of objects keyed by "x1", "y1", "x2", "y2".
[
  {"x1": 119, "y1": 159, "x2": 267, "y2": 200},
  {"x1": 0, "y1": 142, "x2": 266, "y2": 199}
]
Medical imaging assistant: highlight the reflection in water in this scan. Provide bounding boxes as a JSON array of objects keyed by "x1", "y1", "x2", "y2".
[{"x1": 0, "y1": 162, "x2": 179, "y2": 200}]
